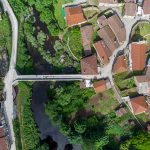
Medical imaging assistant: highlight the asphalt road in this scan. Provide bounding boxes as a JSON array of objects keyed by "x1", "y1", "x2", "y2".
[{"x1": 1, "y1": 0, "x2": 18, "y2": 149}]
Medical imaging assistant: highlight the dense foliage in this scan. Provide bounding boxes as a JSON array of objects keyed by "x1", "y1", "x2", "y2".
[
  {"x1": 45, "y1": 82, "x2": 138, "y2": 149},
  {"x1": 0, "y1": 13, "x2": 11, "y2": 56},
  {"x1": 14, "y1": 82, "x2": 49, "y2": 150},
  {"x1": 120, "y1": 132, "x2": 150, "y2": 150},
  {"x1": 8, "y1": 0, "x2": 79, "y2": 73},
  {"x1": 64, "y1": 27, "x2": 83, "y2": 60},
  {"x1": 15, "y1": 83, "x2": 40, "y2": 150},
  {"x1": 46, "y1": 82, "x2": 110, "y2": 149},
  {"x1": 132, "y1": 23, "x2": 150, "y2": 45}
]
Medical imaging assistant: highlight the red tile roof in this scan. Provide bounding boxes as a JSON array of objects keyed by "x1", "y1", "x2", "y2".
[
  {"x1": 97, "y1": 15, "x2": 107, "y2": 28},
  {"x1": 125, "y1": 2, "x2": 137, "y2": 17},
  {"x1": 131, "y1": 43, "x2": 146, "y2": 71},
  {"x1": 93, "y1": 40, "x2": 112, "y2": 64},
  {"x1": 97, "y1": 14, "x2": 125, "y2": 50},
  {"x1": 80, "y1": 55, "x2": 98, "y2": 75},
  {"x1": 80, "y1": 25, "x2": 93, "y2": 56},
  {"x1": 135, "y1": 67, "x2": 150, "y2": 83},
  {"x1": 65, "y1": 6, "x2": 86, "y2": 26},
  {"x1": 107, "y1": 14, "x2": 126, "y2": 43},
  {"x1": 113, "y1": 55, "x2": 128, "y2": 74},
  {"x1": 130, "y1": 96, "x2": 148, "y2": 115},
  {"x1": 93, "y1": 79, "x2": 108, "y2": 93},
  {"x1": 98, "y1": 26, "x2": 119, "y2": 52},
  {"x1": 143, "y1": 0, "x2": 150, "y2": 15},
  {"x1": 0, "y1": 128, "x2": 8, "y2": 150}
]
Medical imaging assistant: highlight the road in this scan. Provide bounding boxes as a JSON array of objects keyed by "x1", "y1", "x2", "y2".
[
  {"x1": 15, "y1": 74, "x2": 102, "y2": 82},
  {"x1": 1, "y1": 0, "x2": 18, "y2": 150}
]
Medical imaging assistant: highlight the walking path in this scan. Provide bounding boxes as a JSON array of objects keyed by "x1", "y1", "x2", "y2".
[
  {"x1": 1, "y1": 0, "x2": 18, "y2": 149},
  {"x1": 144, "y1": 34, "x2": 150, "y2": 37}
]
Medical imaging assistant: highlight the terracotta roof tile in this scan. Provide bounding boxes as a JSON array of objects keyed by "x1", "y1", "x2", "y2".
[
  {"x1": 93, "y1": 40, "x2": 112, "y2": 64},
  {"x1": 136, "y1": 67, "x2": 150, "y2": 83},
  {"x1": 65, "y1": 6, "x2": 86, "y2": 26},
  {"x1": 125, "y1": 2, "x2": 137, "y2": 16},
  {"x1": 130, "y1": 96, "x2": 148, "y2": 115},
  {"x1": 93, "y1": 79, "x2": 108, "y2": 93},
  {"x1": 143, "y1": 0, "x2": 150, "y2": 15},
  {"x1": 80, "y1": 55, "x2": 98, "y2": 75},
  {"x1": 80, "y1": 25, "x2": 93, "y2": 56},
  {"x1": 131, "y1": 43, "x2": 146, "y2": 71},
  {"x1": 97, "y1": 14, "x2": 125, "y2": 51},
  {"x1": 107, "y1": 14, "x2": 126, "y2": 43},
  {"x1": 97, "y1": 15, "x2": 107, "y2": 28},
  {"x1": 98, "y1": 26, "x2": 119, "y2": 52},
  {"x1": 0, "y1": 128, "x2": 8, "y2": 150},
  {"x1": 113, "y1": 55, "x2": 128, "y2": 74}
]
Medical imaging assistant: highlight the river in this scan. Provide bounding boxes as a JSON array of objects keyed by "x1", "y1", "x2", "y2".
[{"x1": 29, "y1": 46, "x2": 81, "y2": 150}]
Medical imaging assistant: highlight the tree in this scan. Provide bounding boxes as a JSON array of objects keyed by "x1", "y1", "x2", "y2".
[
  {"x1": 95, "y1": 136, "x2": 109, "y2": 150},
  {"x1": 57, "y1": 94, "x2": 72, "y2": 106},
  {"x1": 54, "y1": 40, "x2": 64, "y2": 51},
  {"x1": 106, "y1": 124, "x2": 123, "y2": 136},
  {"x1": 37, "y1": 31, "x2": 47, "y2": 47},
  {"x1": 60, "y1": 123, "x2": 71, "y2": 136},
  {"x1": 69, "y1": 133, "x2": 83, "y2": 144},
  {"x1": 40, "y1": 9, "x2": 54, "y2": 25},
  {"x1": 74, "y1": 120, "x2": 87, "y2": 134},
  {"x1": 120, "y1": 132, "x2": 150, "y2": 150}
]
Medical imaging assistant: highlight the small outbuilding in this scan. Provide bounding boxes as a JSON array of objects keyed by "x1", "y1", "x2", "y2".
[
  {"x1": 113, "y1": 55, "x2": 128, "y2": 74},
  {"x1": 65, "y1": 5, "x2": 86, "y2": 26},
  {"x1": 80, "y1": 55, "x2": 98, "y2": 75},
  {"x1": 128, "y1": 96, "x2": 148, "y2": 115},
  {"x1": 93, "y1": 79, "x2": 111, "y2": 93}
]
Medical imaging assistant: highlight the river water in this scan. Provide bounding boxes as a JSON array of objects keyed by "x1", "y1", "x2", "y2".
[{"x1": 29, "y1": 47, "x2": 81, "y2": 150}]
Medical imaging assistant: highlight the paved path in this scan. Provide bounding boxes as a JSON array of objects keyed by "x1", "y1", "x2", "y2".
[
  {"x1": 15, "y1": 74, "x2": 101, "y2": 82},
  {"x1": 1, "y1": 0, "x2": 18, "y2": 150}
]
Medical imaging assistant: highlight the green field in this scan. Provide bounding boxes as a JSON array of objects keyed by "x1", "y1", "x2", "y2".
[
  {"x1": 87, "y1": 89, "x2": 118, "y2": 114},
  {"x1": 132, "y1": 23, "x2": 150, "y2": 45},
  {"x1": 64, "y1": 27, "x2": 84, "y2": 60},
  {"x1": 113, "y1": 72, "x2": 137, "y2": 97},
  {"x1": 53, "y1": 0, "x2": 73, "y2": 30}
]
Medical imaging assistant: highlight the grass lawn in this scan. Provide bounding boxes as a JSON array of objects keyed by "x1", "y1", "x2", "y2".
[
  {"x1": 53, "y1": 0, "x2": 73, "y2": 30},
  {"x1": 121, "y1": 87, "x2": 137, "y2": 97},
  {"x1": 118, "y1": 4, "x2": 125, "y2": 16},
  {"x1": 106, "y1": 110, "x2": 137, "y2": 137},
  {"x1": 87, "y1": 89, "x2": 139, "y2": 137},
  {"x1": 136, "y1": 113, "x2": 149, "y2": 123},
  {"x1": 113, "y1": 71, "x2": 137, "y2": 97},
  {"x1": 138, "y1": 23, "x2": 150, "y2": 45},
  {"x1": 132, "y1": 23, "x2": 150, "y2": 45},
  {"x1": 83, "y1": 9, "x2": 98, "y2": 19},
  {"x1": 88, "y1": 15, "x2": 99, "y2": 30},
  {"x1": 64, "y1": 27, "x2": 84, "y2": 59},
  {"x1": 87, "y1": 89, "x2": 119, "y2": 114}
]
